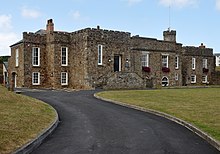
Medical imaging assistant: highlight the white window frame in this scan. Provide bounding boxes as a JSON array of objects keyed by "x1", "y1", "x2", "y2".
[
  {"x1": 32, "y1": 47, "x2": 40, "y2": 66},
  {"x1": 162, "y1": 55, "x2": 169, "y2": 68},
  {"x1": 61, "y1": 72, "x2": 68, "y2": 85},
  {"x1": 162, "y1": 76, "x2": 169, "y2": 87},
  {"x1": 141, "y1": 51, "x2": 149, "y2": 67},
  {"x1": 175, "y1": 56, "x2": 179, "y2": 69},
  {"x1": 202, "y1": 59, "x2": 207, "y2": 69},
  {"x1": 32, "y1": 72, "x2": 40, "y2": 85},
  {"x1": 175, "y1": 73, "x2": 179, "y2": 81},
  {"x1": 192, "y1": 58, "x2": 196, "y2": 70},
  {"x1": 202, "y1": 75, "x2": 208, "y2": 83},
  {"x1": 61, "y1": 47, "x2": 68, "y2": 66},
  {"x1": 98, "y1": 45, "x2": 103, "y2": 65},
  {"x1": 15, "y1": 49, "x2": 19, "y2": 67},
  {"x1": 191, "y1": 75, "x2": 196, "y2": 83}
]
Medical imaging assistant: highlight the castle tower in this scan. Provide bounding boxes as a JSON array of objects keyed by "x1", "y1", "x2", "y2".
[{"x1": 163, "y1": 29, "x2": 176, "y2": 42}]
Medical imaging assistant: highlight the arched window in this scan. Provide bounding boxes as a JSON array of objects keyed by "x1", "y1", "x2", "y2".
[{"x1": 162, "y1": 76, "x2": 169, "y2": 87}]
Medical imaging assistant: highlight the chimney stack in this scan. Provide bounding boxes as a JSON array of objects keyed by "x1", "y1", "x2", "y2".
[
  {"x1": 199, "y1": 43, "x2": 206, "y2": 49},
  {"x1": 46, "y1": 19, "x2": 54, "y2": 33}
]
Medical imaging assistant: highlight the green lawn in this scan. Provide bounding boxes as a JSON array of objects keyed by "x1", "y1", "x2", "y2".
[
  {"x1": 216, "y1": 66, "x2": 220, "y2": 71},
  {"x1": 0, "y1": 86, "x2": 56, "y2": 154},
  {"x1": 97, "y1": 88, "x2": 220, "y2": 142}
]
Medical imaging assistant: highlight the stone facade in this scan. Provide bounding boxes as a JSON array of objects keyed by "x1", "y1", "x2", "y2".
[
  {"x1": 0, "y1": 63, "x2": 3, "y2": 84},
  {"x1": 182, "y1": 45, "x2": 214, "y2": 86},
  {"x1": 8, "y1": 19, "x2": 216, "y2": 90},
  {"x1": 130, "y1": 35, "x2": 183, "y2": 88}
]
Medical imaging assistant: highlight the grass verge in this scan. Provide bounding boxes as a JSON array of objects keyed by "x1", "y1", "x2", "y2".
[
  {"x1": 216, "y1": 66, "x2": 220, "y2": 71},
  {"x1": 97, "y1": 88, "x2": 220, "y2": 142},
  {"x1": 0, "y1": 86, "x2": 56, "y2": 154}
]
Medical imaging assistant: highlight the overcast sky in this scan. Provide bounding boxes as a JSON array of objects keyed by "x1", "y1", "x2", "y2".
[{"x1": 0, "y1": 0, "x2": 220, "y2": 56}]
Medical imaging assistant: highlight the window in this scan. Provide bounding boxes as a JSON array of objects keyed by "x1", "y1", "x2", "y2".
[
  {"x1": 15, "y1": 49, "x2": 19, "y2": 67},
  {"x1": 175, "y1": 73, "x2": 179, "y2": 81},
  {"x1": 162, "y1": 76, "x2": 169, "y2": 87},
  {"x1": 32, "y1": 47, "x2": 40, "y2": 66},
  {"x1": 192, "y1": 58, "x2": 196, "y2": 70},
  {"x1": 61, "y1": 47, "x2": 68, "y2": 66},
  {"x1": 191, "y1": 75, "x2": 196, "y2": 83},
  {"x1": 32, "y1": 72, "x2": 40, "y2": 85},
  {"x1": 141, "y1": 52, "x2": 149, "y2": 67},
  {"x1": 61, "y1": 72, "x2": 68, "y2": 85},
  {"x1": 162, "y1": 55, "x2": 169, "y2": 68},
  {"x1": 202, "y1": 75, "x2": 208, "y2": 83},
  {"x1": 202, "y1": 59, "x2": 207, "y2": 68},
  {"x1": 98, "y1": 45, "x2": 103, "y2": 65},
  {"x1": 175, "y1": 56, "x2": 179, "y2": 69}
]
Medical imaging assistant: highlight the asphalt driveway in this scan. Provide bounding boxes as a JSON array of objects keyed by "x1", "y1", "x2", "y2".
[{"x1": 22, "y1": 89, "x2": 219, "y2": 154}]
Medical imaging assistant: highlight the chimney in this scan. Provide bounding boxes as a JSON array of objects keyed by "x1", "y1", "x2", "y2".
[
  {"x1": 163, "y1": 29, "x2": 176, "y2": 42},
  {"x1": 46, "y1": 19, "x2": 54, "y2": 33},
  {"x1": 199, "y1": 43, "x2": 206, "y2": 49}
]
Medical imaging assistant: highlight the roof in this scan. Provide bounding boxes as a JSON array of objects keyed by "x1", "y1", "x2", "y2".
[
  {"x1": 35, "y1": 29, "x2": 47, "y2": 35},
  {"x1": 3, "y1": 62, "x2": 8, "y2": 71},
  {"x1": 10, "y1": 40, "x2": 23, "y2": 47},
  {"x1": 214, "y1": 53, "x2": 220, "y2": 56}
]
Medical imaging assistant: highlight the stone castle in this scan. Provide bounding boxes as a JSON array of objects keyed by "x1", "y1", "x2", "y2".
[{"x1": 8, "y1": 19, "x2": 215, "y2": 90}]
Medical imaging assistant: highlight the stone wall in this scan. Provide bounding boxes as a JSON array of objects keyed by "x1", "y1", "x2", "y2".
[
  {"x1": 131, "y1": 36, "x2": 183, "y2": 87},
  {"x1": 8, "y1": 19, "x2": 217, "y2": 90},
  {"x1": 182, "y1": 46, "x2": 214, "y2": 85},
  {"x1": 8, "y1": 42, "x2": 25, "y2": 89},
  {"x1": 85, "y1": 28, "x2": 131, "y2": 88},
  {"x1": 211, "y1": 71, "x2": 220, "y2": 85},
  {"x1": 104, "y1": 72, "x2": 145, "y2": 89},
  {"x1": 23, "y1": 32, "x2": 47, "y2": 88},
  {"x1": 84, "y1": 28, "x2": 184, "y2": 88}
]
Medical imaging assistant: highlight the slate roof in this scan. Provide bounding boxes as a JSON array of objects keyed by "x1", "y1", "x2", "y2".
[{"x1": 3, "y1": 62, "x2": 8, "y2": 71}]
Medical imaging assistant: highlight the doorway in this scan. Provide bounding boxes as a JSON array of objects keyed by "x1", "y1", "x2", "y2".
[
  {"x1": 114, "y1": 55, "x2": 121, "y2": 72},
  {"x1": 12, "y1": 72, "x2": 17, "y2": 91}
]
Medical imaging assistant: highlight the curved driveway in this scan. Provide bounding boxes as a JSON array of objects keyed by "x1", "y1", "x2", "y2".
[{"x1": 22, "y1": 89, "x2": 219, "y2": 154}]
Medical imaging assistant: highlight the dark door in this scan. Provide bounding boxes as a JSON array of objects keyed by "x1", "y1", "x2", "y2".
[{"x1": 114, "y1": 55, "x2": 121, "y2": 72}]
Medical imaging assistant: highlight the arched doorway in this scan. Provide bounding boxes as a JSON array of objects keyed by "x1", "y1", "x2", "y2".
[{"x1": 162, "y1": 76, "x2": 169, "y2": 87}]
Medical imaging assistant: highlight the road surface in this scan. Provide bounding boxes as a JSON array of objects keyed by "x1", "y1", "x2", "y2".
[{"x1": 22, "y1": 89, "x2": 219, "y2": 154}]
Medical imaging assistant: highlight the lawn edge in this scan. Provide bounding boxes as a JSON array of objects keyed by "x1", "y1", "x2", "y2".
[
  {"x1": 12, "y1": 106, "x2": 59, "y2": 154},
  {"x1": 94, "y1": 93, "x2": 220, "y2": 151}
]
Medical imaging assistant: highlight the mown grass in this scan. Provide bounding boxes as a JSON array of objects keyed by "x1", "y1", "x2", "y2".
[
  {"x1": 97, "y1": 88, "x2": 220, "y2": 142},
  {"x1": 0, "y1": 86, "x2": 56, "y2": 154},
  {"x1": 216, "y1": 66, "x2": 220, "y2": 71}
]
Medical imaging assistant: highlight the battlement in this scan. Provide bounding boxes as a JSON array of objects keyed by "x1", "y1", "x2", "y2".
[{"x1": 183, "y1": 45, "x2": 213, "y2": 57}]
